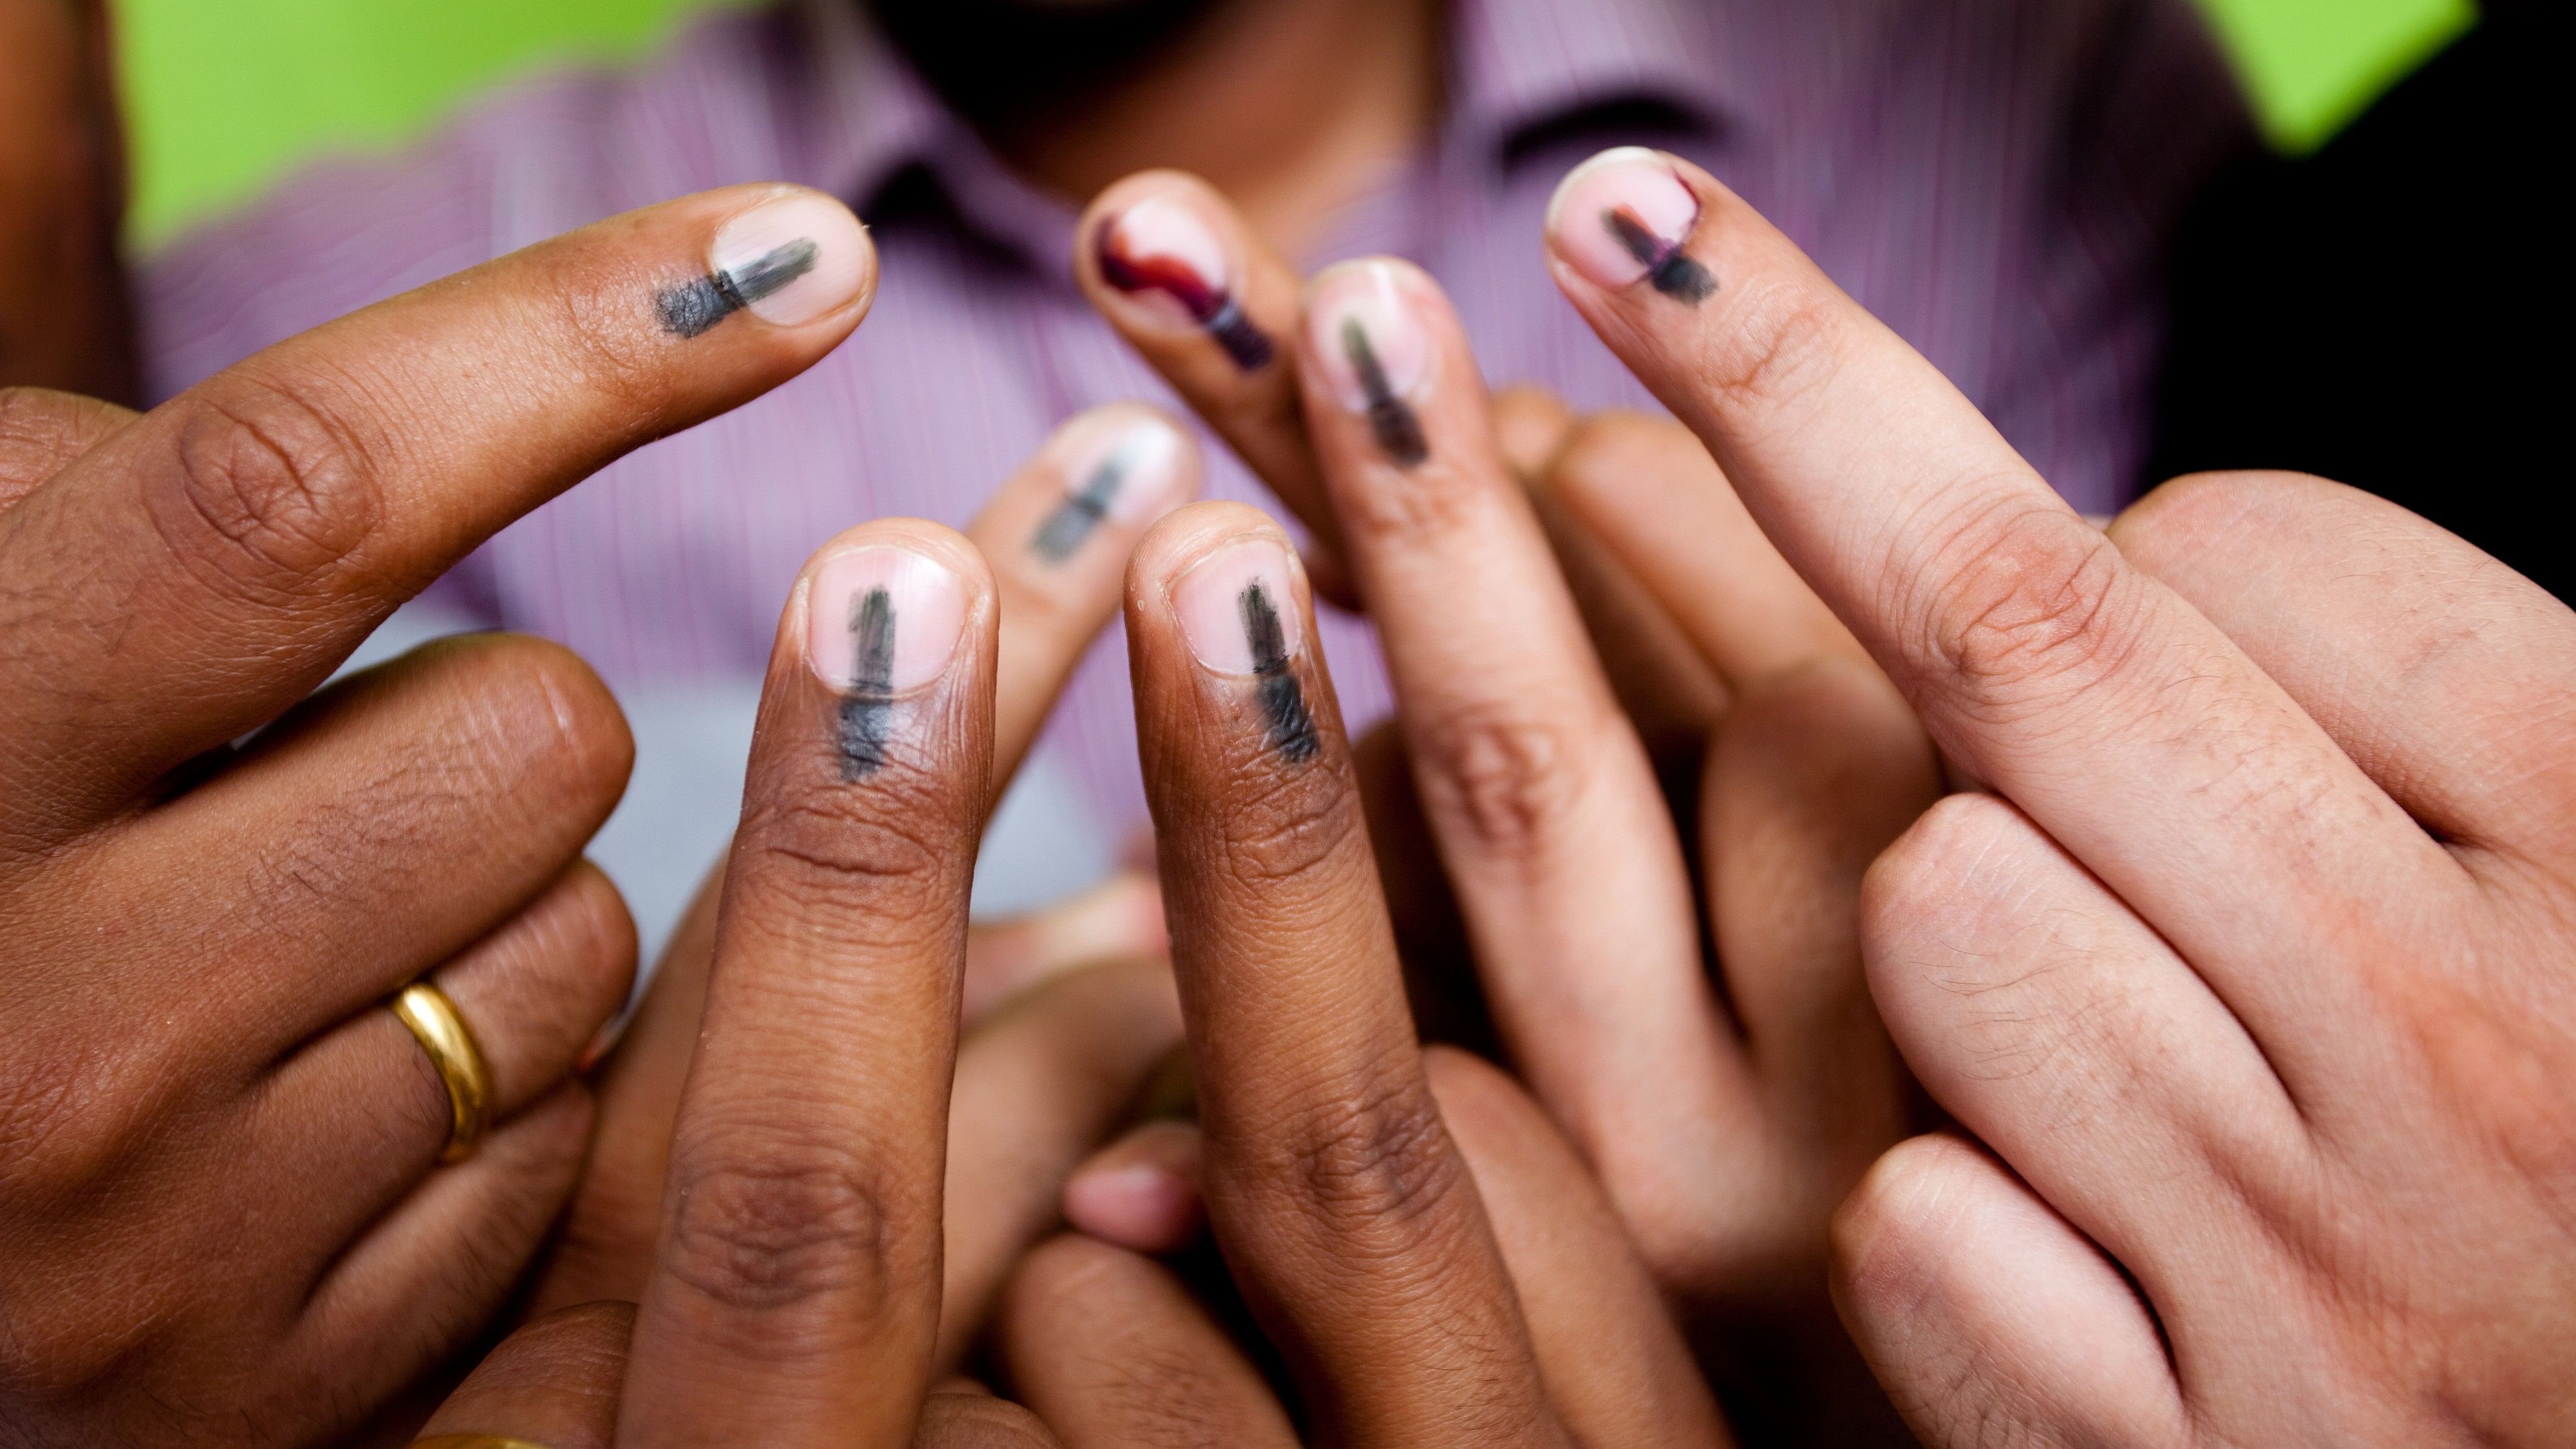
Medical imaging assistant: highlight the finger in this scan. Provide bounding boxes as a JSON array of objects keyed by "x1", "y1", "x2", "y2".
[
  {"x1": 1075, "y1": 171, "x2": 1352, "y2": 592},
  {"x1": 998, "y1": 1234, "x2": 1300, "y2": 1449},
  {"x1": 74, "y1": 633, "x2": 630, "y2": 1049},
  {"x1": 298, "y1": 1085, "x2": 594, "y2": 1426},
  {"x1": 620, "y1": 519, "x2": 995, "y2": 1445},
  {"x1": 963, "y1": 403, "x2": 1202, "y2": 794},
  {"x1": 1832, "y1": 1134, "x2": 2189, "y2": 1449},
  {"x1": 261, "y1": 859, "x2": 635, "y2": 1246},
  {"x1": 0, "y1": 385, "x2": 132, "y2": 511},
  {"x1": 1523, "y1": 459, "x2": 1729, "y2": 752},
  {"x1": 1062, "y1": 1119, "x2": 1205, "y2": 1256},
  {"x1": 938, "y1": 958, "x2": 1185, "y2": 1372},
  {"x1": 959, "y1": 870, "x2": 1168, "y2": 1024},
  {"x1": 527, "y1": 861, "x2": 726, "y2": 1318},
  {"x1": 1293, "y1": 260, "x2": 1740, "y2": 1249},
  {"x1": 1543, "y1": 409, "x2": 1857, "y2": 687},
  {"x1": 533, "y1": 870, "x2": 1168, "y2": 1317},
  {"x1": 0, "y1": 184, "x2": 873, "y2": 834},
  {"x1": 1489, "y1": 383, "x2": 1576, "y2": 485},
  {"x1": 415, "y1": 1301, "x2": 635, "y2": 1449},
  {"x1": 1425, "y1": 1048, "x2": 1731, "y2": 1449},
  {"x1": 1543, "y1": 147, "x2": 2463, "y2": 1077},
  {"x1": 2114, "y1": 470, "x2": 2576, "y2": 862},
  {"x1": 1861, "y1": 792, "x2": 2303, "y2": 1312},
  {"x1": 1127, "y1": 503, "x2": 1557, "y2": 1447},
  {"x1": 1703, "y1": 661, "x2": 1934, "y2": 1181},
  {"x1": 914, "y1": 1388, "x2": 1063, "y2": 1449}
]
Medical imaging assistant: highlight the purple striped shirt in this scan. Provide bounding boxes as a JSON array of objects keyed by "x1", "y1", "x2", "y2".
[{"x1": 142, "y1": 0, "x2": 2251, "y2": 840}]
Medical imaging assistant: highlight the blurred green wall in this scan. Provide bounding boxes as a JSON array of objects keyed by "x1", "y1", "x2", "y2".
[{"x1": 117, "y1": 0, "x2": 2477, "y2": 247}]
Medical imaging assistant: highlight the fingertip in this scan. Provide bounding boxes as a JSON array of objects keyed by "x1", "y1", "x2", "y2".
[
  {"x1": 1063, "y1": 1121, "x2": 1206, "y2": 1255},
  {"x1": 790, "y1": 519, "x2": 993, "y2": 695},
  {"x1": 665, "y1": 185, "x2": 877, "y2": 341},
  {"x1": 1078, "y1": 172, "x2": 1276, "y2": 370},
  {"x1": 1126, "y1": 500, "x2": 1299, "y2": 607},
  {"x1": 1543, "y1": 147, "x2": 1720, "y2": 304},
  {"x1": 1041, "y1": 403, "x2": 1205, "y2": 539}
]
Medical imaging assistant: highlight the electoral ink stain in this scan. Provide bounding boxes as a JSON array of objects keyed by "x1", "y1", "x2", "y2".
[
  {"x1": 1097, "y1": 225, "x2": 1275, "y2": 371},
  {"x1": 838, "y1": 585, "x2": 896, "y2": 778},
  {"x1": 1239, "y1": 581, "x2": 1319, "y2": 764},
  {"x1": 1031, "y1": 453, "x2": 1126, "y2": 562},
  {"x1": 1604, "y1": 205, "x2": 1717, "y2": 303},
  {"x1": 1341, "y1": 319, "x2": 1429, "y2": 467},
  {"x1": 655, "y1": 238, "x2": 823, "y2": 338}
]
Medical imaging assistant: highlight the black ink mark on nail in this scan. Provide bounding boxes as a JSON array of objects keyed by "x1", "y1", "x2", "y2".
[
  {"x1": 655, "y1": 238, "x2": 823, "y2": 338},
  {"x1": 839, "y1": 585, "x2": 895, "y2": 778},
  {"x1": 1240, "y1": 581, "x2": 1318, "y2": 764},
  {"x1": 1604, "y1": 207, "x2": 1717, "y2": 303},
  {"x1": 1032, "y1": 453, "x2": 1125, "y2": 562},
  {"x1": 1341, "y1": 319, "x2": 1429, "y2": 467},
  {"x1": 1097, "y1": 225, "x2": 1276, "y2": 371}
]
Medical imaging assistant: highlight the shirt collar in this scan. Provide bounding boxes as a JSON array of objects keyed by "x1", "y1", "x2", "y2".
[
  {"x1": 1445, "y1": 0, "x2": 1739, "y2": 155},
  {"x1": 781, "y1": 0, "x2": 1745, "y2": 262}
]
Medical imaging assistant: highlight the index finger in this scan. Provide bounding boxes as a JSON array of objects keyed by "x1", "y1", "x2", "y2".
[
  {"x1": 1125, "y1": 503, "x2": 1562, "y2": 1449},
  {"x1": 618, "y1": 519, "x2": 995, "y2": 1446},
  {"x1": 0, "y1": 184, "x2": 873, "y2": 838},
  {"x1": 1073, "y1": 171, "x2": 1354, "y2": 594},
  {"x1": 1540, "y1": 148, "x2": 2461, "y2": 1078}
]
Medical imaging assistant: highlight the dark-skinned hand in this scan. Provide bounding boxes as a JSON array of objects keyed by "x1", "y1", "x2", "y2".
[{"x1": 0, "y1": 181, "x2": 875, "y2": 1444}]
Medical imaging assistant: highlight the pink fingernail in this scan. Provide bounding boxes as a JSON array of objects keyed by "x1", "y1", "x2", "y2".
[
  {"x1": 803, "y1": 545, "x2": 967, "y2": 776},
  {"x1": 661, "y1": 191, "x2": 874, "y2": 337},
  {"x1": 1094, "y1": 192, "x2": 1275, "y2": 370},
  {"x1": 1169, "y1": 535, "x2": 1319, "y2": 763},
  {"x1": 1305, "y1": 261, "x2": 1431, "y2": 467},
  {"x1": 1544, "y1": 147, "x2": 1718, "y2": 303},
  {"x1": 1033, "y1": 410, "x2": 1193, "y2": 561}
]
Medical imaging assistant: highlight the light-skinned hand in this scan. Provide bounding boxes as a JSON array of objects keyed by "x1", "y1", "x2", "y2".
[{"x1": 1543, "y1": 143, "x2": 2576, "y2": 1447}]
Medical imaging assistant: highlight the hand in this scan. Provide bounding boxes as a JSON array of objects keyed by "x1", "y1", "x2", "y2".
[
  {"x1": 1541, "y1": 145, "x2": 2576, "y2": 1445},
  {"x1": 1072, "y1": 172, "x2": 1939, "y2": 1440},
  {"x1": 989, "y1": 503, "x2": 1725, "y2": 1448},
  {"x1": 527, "y1": 402, "x2": 1201, "y2": 1374},
  {"x1": 417, "y1": 517, "x2": 1065, "y2": 1445},
  {"x1": 0, "y1": 0, "x2": 135, "y2": 401},
  {"x1": 0, "y1": 183, "x2": 876, "y2": 1444}
]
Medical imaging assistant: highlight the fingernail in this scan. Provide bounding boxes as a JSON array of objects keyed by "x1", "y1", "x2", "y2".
[
  {"x1": 804, "y1": 544, "x2": 967, "y2": 776},
  {"x1": 1033, "y1": 410, "x2": 1193, "y2": 561},
  {"x1": 1545, "y1": 147, "x2": 1718, "y2": 303},
  {"x1": 1307, "y1": 261, "x2": 1431, "y2": 467},
  {"x1": 660, "y1": 190, "x2": 873, "y2": 337},
  {"x1": 1171, "y1": 535, "x2": 1320, "y2": 762},
  {"x1": 1095, "y1": 192, "x2": 1275, "y2": 370}
]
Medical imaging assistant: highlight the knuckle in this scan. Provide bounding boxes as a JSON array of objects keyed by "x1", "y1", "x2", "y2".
[
  {"x1": 1408, "y1": 707, "x2": 1589, "y2": 860},
  {"x1": 659, "y1": 1136, "x2": 900, "y2": 1319},
  {"x1": 150, "y1": 375, "x2": 385, "y2": 598},
  {"x1": 1271, "y1": 1068, "x2": 1465, "y2": 1240},
  {"x1": 1914, "y1": 502, "x2": 2142, "y2": 708},
  {"x1": 1861, "y1": 792, "x2": 2023, "y2": 944},
  {"x1": 0, "y1": 1042, "x2": 131, "y2": 1204},
  {"x1": 1213, "y1": 761, "x2": 1365, "y2": 888},
  {"x1": 918, "y1": 1393, "x2": 1059, "y2": 1449},
  {"x1": 441, "y1": 635, "x2": 635, "y2": 805},
  {"x1": 1697, "y1": 277, "x2": 1843, "y2": 415},
  {"x1": 734, "y1": 787, "x2": 959, "y2": 942},
  {"x1": 1830, "y1": 1135, "x2": 1977, "y2": 1308}
]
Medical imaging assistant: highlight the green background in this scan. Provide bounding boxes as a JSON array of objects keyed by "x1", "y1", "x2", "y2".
[{"x1": 117, "y1": 0, "x2": 2477, "y2": 247}]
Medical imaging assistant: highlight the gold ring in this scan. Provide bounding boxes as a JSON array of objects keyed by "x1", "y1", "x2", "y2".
[
  {"x1": 391, "y1": 981, "x2": 493, "y2": 1163},
  {"x1": 411, "y1": 1436, "x2": 554, "y2": 1449}
]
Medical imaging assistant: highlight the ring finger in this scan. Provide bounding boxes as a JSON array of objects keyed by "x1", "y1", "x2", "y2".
[{"x1": 259, "y1": 856, "x2": 636, "y2": 1250}]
